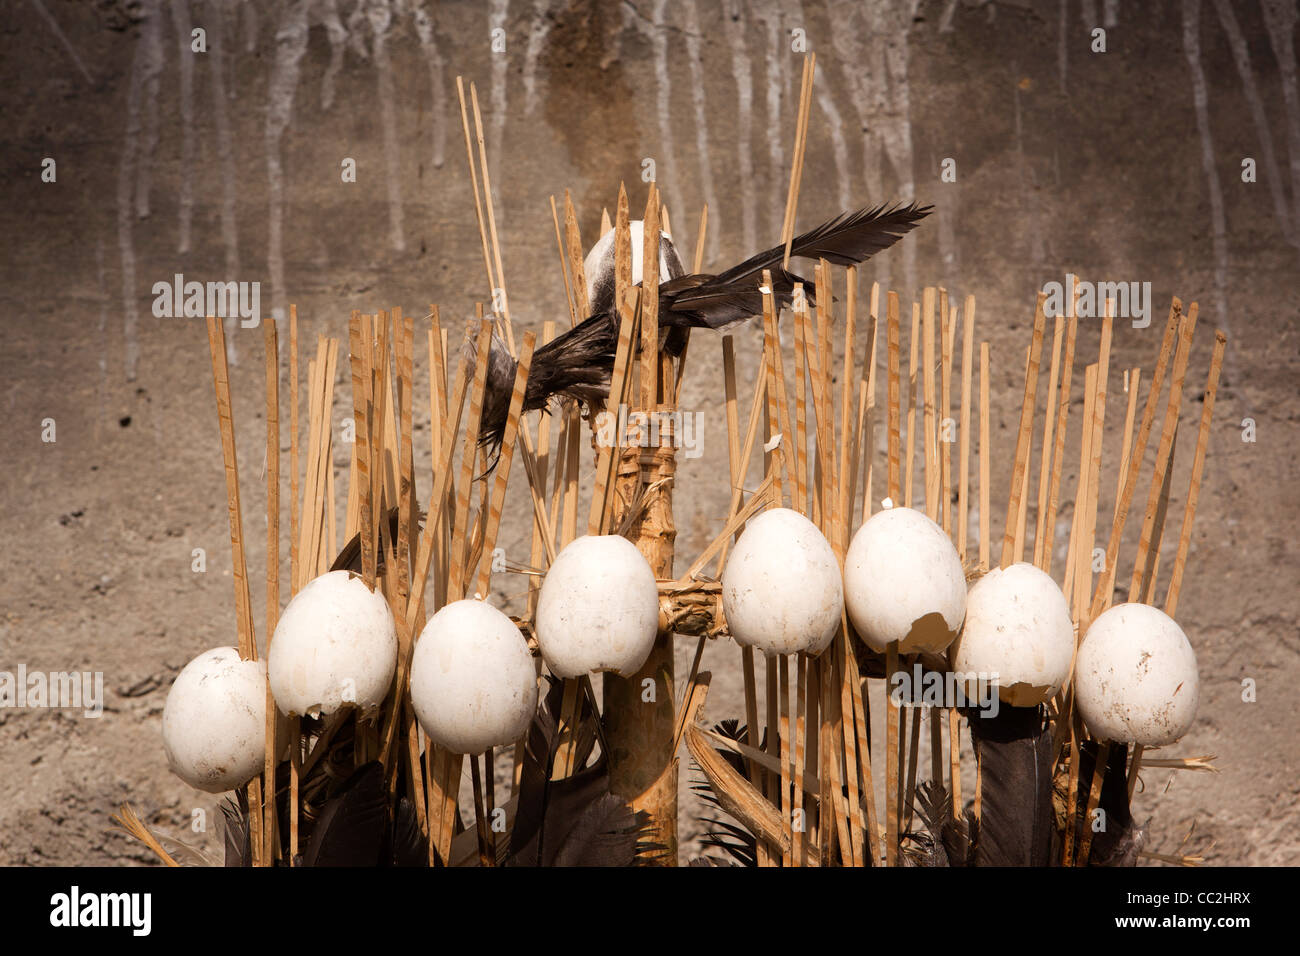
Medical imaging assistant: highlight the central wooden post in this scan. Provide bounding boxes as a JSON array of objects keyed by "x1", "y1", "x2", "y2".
[{"x1": 603, "y1": 412, "x2": 678, "y2": 864}]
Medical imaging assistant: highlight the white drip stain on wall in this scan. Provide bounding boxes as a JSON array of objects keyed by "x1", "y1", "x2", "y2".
[
  {"x1": 208, "y1": 0, "x2": 240, "y2": 365},
  {"x1": 721, "y1": 0, "x2": 756, "y2": 254},
  {"x1": 135, "y1": 0, "x2": 164, "y2": 222},
  {"x1": 170, "y1": 0, "x2": 195, "y2": 255},
  {"x1": 489, "y1": 0, "x2": 511, "y2": 185},
  {"x1": 412, "y1": 1, "x2": 447, "y2": 169},
  {"x1": 368, "y1": 0, "x2": 406, "y2": 253},
  {"x1": 1182, "y1": 0, "x2": 1229, "y2": 335},
  {"x1": 318, "y1": 0, "x2": 349, "y2": 111},
  {"x1": 523, "y1": 0, "x2": 553, "y2": 117},
  {"x1": 761, "y1": 2, "x2": 786, "y2": 239},
  {"x1": 682, "y1": 0, "x2": 720, "y2": 265},
  {"x1": 649, "y1": 0, "x2": 679, "y2": 223},
  {"x1": 117, "y1": 23, "x2": 146, "y2": 382},
  {"x1": 265, "y1": 0, "x2": 311, "y2": 329}
]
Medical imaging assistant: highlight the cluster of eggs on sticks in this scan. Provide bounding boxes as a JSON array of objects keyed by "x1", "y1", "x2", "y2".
[
  {"x1": 722, "y1": 501, "x2": 1200, "y2": 747},
  {"x1": 161, "y1": 537, "x2": 662, "y2": 793},
  {"x1": 162, "y1": 504, "x2": 1199, "y2": 795}
]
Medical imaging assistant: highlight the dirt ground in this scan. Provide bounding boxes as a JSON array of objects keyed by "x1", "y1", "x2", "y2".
[{"x1": 1, "y1": 0, "x2": 1297, "y2": 866}]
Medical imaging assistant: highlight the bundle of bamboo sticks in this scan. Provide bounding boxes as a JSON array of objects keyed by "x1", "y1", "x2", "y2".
[
  {"x1": 685, "y1": 266, "x2": 1226, "y2": 866},
  {"x1": 127, "y1": 53, "x2": 1225, "y2": 869}
]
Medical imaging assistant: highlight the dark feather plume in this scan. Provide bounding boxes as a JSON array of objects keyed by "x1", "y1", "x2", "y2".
[
  {"x1": 966, "y1": 703, "x2": 1055, "y2": 867},
  {"x1": 301, "y1": 761, "x2": 388, "y2": 867},
  {"x1": 477, "y1": 201, "x2": 932, "y2": 450},
  {"x1": 1058, "y1": 740, "x2": 1144, "y2": 867},
  {"x1": 690, "y1": 719, "x2": 760, "y2": 868},
  {"x1": 507, "y1": 676, "x2": 649, "y2": 866},
  {"x1": 220, "y1": 790, "x2": 250, "y2": 867}
]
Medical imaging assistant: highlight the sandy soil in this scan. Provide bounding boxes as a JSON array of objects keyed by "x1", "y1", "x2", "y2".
[{"x1": 1, "y1": 0, "x2": 1297, "y2": 865}]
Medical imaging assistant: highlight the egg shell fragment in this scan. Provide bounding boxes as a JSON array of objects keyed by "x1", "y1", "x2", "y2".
[
  {"x1": 1074, "y1": 602, "x2": 1199, "y2": 746},
  {"x1": 844, "y1": 506, "x2": 967, "y2": 654},
  {"x1": 721, "y1": 508, "x2": 844, "y2": 657},
  {"x1": 410, "y1": 599, "x2": 539, "y2": 755},
  {"x1": 949, "y1": 562, "x2": 1074, "y2": 707},
  {"x1": 267, "y1": 570, "x2": 398, "y2": 718},
  {"x1": 535, "y1": 535, "x2": 660, "y2": 678},
  {"x1": 162, "y1": 646, "x2": 267, "y2": 793}
]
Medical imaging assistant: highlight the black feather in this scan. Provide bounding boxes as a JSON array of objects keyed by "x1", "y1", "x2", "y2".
[
  {"x1": 689, "y1": 719, "x2": 760, "y2": 868},
  {"x1": 903, "y1": 781, "x2": 952, "y2": 867},
  {"x1": 477, "y1": 201, "x2": 932, "y2": 450},
  {"x1": 329, "y1": 507, "x2": 422, "y2": 575},
  {"x1": 220, "y1": 791, "x2": 250, "y2": 868},
  {"x1": 967, "y1": 703, "x2": 1055, "y2": 867},
  {"x1": 507, "y1": 676, "x2": 645, "y2": 866},
  {"x1": 1062, "y1": 740, "x2": 1144, "y2": 867},
  {"x1": 383, "y1": 796, "x2": 430, "y2": 868},
  {"x1": 302, "y1": 761, "x2": 388, "y2": 867},
  {"x1": 709, "y1": 201, "x2": 932, "y2": 288}
]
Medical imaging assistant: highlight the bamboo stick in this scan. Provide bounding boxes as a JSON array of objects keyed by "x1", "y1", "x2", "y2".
[
  {"x1": 904, "y1": 305, "x2": 920, "y2": 509},
  {"x1": 262, "y1": 317, "x2": 280, "y2": 864},
  {"x1": 1088, "y1": 301, "x2": 1182, "y2": 620},
  {"x1": 1041, "y1": 315, "x2": 1079, "y2": 575},
  {"x1": 1032, "y1": 316, "x2": 1065, "y2": 567},
  {"x1": 1001, "y1": 295, "x2": 1047, "y2": 568},
  {"x1": 204, "y1": 315, "x2": 261, "y2": 865},
  {"x1": 1114, "y1": 368, "x2": 1142, "y2": 526},
  {"x1": 979, "y1": 343, "x2": 990, "y2": 570},
  {"x1": 1127, "y1": 304, "x2": 1199, "y2": 603}
]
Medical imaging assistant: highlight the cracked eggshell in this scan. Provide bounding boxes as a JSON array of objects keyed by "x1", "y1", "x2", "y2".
[
  {"x1": 162, "y1": 647, "x2": 266, "y2": 793},
  {"x1": 949, "y1": 562, "x2": 1074, "y2": 707},
  {"x1": 410, "y1": 599, "x2": 539, "y2": 755},
  {"x1": 721, "y1": 507, "x2": 844, "y2": 656},
  {"x1": 267, "y1": 570, "x2": 397, "y2": 718},
  {"x1": 844, "y1": 506, "x2": 966, "y2": 654},
  {"x1": 1074, "y1": 602, "x2": 1199, "y2": 746},
  {"x1": 535, "y1": 535, "x2": 660, "y2": 677}
]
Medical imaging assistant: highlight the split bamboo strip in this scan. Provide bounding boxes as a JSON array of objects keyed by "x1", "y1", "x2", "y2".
[
  {"x1": 1032, "y1": 316, "x2": 1065, "y2": 567},
  {"x1": 204, "y1": 315, "x2": 262, "y2": 865},
  {"x1": 1000, "y1": 294, "x2": 1047, "y2": 568},
  {"x1": 262, "y1": 318, "x2": 280, "y2": 864},
  {"x1": 1165, "y1": 331, "x2": 1227, "y2": 618},
  {"x1": 904, "y1": 306, "x2": 920, "y2": 509},
  {"x1": 549, "y1": 196, "x2": 578, "y2": 327},
  {"x1": 447, "y1": 321, "x2": 495, "y2": 601},
  {"x1": 950, "y1": 296, "x2": 976, "y2": 811},
  {"x1": 979, "y1": 343, "x2": 990, "y2": 570},
  {"x1": 1115, "y1": 369, "x2": 1143, "y2": 526},
  {"x1": 1041, "y1": 315, "x2": 1078, "y2": 575},
  {"x1": 639, "y1": 185, "x2": 660, "y2": 409},
  {"x1": 1127, "y1": 303, "x2": 1199, "y2": 604},
  {"x1": 474, "y1": 332, "x2": 537, "y2": 598},
  {"x1": 289, "y1": 305, "x2": 300, "y2": 593},
  {"x1": 348, "y1": 315, "x2": 377, "y2": 586},
  {"x1": 1088, "y1": 301, "x2": 1182, "y2": 620}
]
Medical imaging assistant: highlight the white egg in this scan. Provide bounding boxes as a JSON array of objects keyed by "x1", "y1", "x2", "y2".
[
  {"x1": 844, "y1": 506, "x2": 966, "y2": 654},
  {"x1": 267, "y1": 570, "x2": 397, "y2": 718},
  {"x1": 721, "y1": 508, "x2": 844, "y2": 656},
  {"x1": 162, "y1": 647, "x2": 266, "y2": 793},
  {"x1": 1074, "y1": 603, "x2": 1199, "y2": 746},
  {"x1": 949, "y1": 562, "x2": 1074, "y2": 707},
  {"x1": 535, "y1": 535, "x2": 660, "y2": 677},
  {"x1": 410, "y1": 599, "x2": 538, "y2": 755}
]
